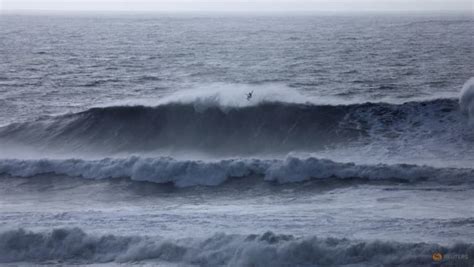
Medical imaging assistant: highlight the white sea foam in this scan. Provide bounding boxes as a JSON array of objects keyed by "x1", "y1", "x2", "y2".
[
  {"x1": 0, "y1": 227, "x2": 471, "y2": 266},
  {"x1": 0, "y1": 156, "x2": 472, "y2": 187},
  {"x1": 460, "y1": 77, "x2": 474, "y2": 120},
  {"x1": 97, "y1": 82, "x2": 461, "y2": 111},
  {"x1": 99, "y1": 83, "x2": 320, "y2": 110}
]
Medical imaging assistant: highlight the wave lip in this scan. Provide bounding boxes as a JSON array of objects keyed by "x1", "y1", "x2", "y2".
[
  {"x1": 1, "y1": 227, "x2": 472, "y2": 266},
  {"x1": 0, "y1": 156, "x2": 472, "y2": 187}
]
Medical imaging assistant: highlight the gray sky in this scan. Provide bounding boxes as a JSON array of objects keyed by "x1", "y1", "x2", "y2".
[{"x1": 2, "y1": 0, "x2": 473, "y2": 13}]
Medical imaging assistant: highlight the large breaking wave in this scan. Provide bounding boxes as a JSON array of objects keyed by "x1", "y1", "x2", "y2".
[
  {"x1": 1, "y1": 227, "x2": 472, "y2": 266},
  {"x1": 0, "y1": 97, "x2": 467, "y2": 155},
  {"x1": 1, "y1": 156, "x2": 472, "y2": 187}
]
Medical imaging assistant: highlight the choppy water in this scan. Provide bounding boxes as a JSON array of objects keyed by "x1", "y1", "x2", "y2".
[{"x1": 0, "y1": 13, "x2": 473, "y2": 266}]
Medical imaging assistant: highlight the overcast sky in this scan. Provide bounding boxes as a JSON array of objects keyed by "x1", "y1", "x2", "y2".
[{"x1": 2, "y1": 0, "x2": 473, "y2": 13}]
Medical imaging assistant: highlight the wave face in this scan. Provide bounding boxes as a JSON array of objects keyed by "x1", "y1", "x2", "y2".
[
  {"x1": 1, "y1": 228, "x2": 472, "y2": 266},
  {"x1": 0, "y1": 98, "x2": 465, "y2": 155},
  {"x1": 1, "y1": 156, "x2": 472, "y2": 187}
]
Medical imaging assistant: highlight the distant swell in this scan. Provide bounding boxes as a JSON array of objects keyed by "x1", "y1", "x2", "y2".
[
  {"x1": 0, "y1": 156, "x2": 472, "y2": 187},
  {"x1": 1, "y1": 228, "x2": 472, "y2": 266},
  {"x1": 0, "y1": 98, "x2": 465, "y2": 155}
]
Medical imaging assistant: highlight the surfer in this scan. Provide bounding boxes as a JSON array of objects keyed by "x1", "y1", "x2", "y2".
[{"x1": 246, "y1": 91, "x2": 253, "y2": 101}]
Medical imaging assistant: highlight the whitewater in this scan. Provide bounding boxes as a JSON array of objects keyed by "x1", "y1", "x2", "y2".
[{"x1": 0, "y1": 14, "x2": 473, "y2": 266}]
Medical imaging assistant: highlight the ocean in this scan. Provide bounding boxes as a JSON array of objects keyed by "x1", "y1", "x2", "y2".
[{"x1": 0, "y1": 13, "x2": 473, "y2": 266}]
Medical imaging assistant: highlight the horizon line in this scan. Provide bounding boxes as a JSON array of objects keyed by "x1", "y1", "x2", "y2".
[{"x1": 1, "y1": 9, "x2": 472, "y2": 16}]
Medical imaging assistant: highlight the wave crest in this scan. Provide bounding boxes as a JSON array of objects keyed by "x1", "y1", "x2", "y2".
[{"x1": 0, "y1": 156, "x2": 472, "y2": 187}]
